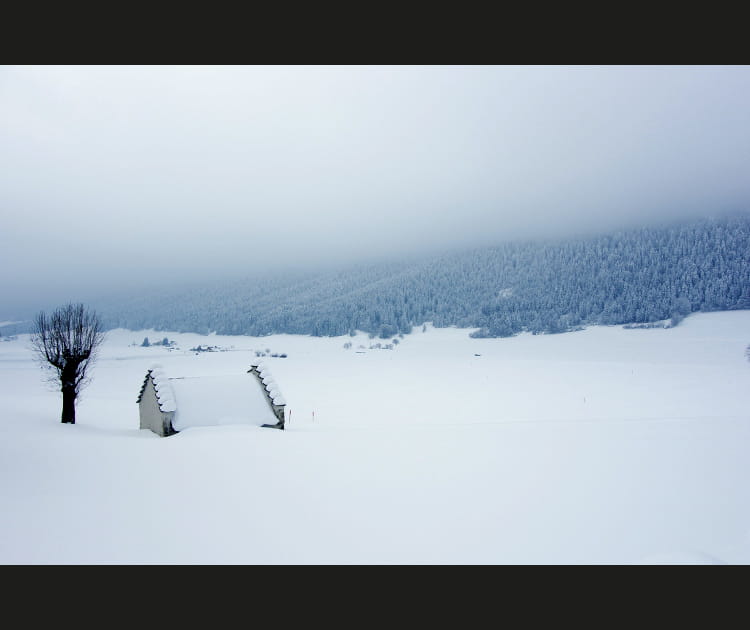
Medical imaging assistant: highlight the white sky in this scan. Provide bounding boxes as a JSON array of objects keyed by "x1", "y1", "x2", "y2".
[{"x1": 1, "y1": 65, "x2": 749, "y2": 308}]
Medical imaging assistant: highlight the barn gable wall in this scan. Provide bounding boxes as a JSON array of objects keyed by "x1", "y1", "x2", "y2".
[{"x1": 138, "y1": 376, "x2": 176, "y2": 437}]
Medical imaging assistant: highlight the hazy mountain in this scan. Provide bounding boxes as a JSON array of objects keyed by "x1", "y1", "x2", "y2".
[{"x1": 67, "y1": 213, "x2": 748, "y2": 339}]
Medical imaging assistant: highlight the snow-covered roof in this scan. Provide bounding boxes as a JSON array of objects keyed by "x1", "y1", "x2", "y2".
[
  {"x1": 138, "y1": 365, "x2": 283, "y2": 431},
  {"x1": 170, "y1": 374, "x2": 278, "y2": 431}
]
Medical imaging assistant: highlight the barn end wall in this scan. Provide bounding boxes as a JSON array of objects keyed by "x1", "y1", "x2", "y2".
[
  {"x1": 138, "y1": 376, "x2": 176, "y2": 437},
  {"x1": 248, "y1": 366, "x2": 285, "y2": 429}
]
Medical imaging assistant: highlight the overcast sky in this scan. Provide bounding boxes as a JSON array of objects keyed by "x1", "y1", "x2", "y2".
[{"x1": 2, "y1": 65, "x2": 750, "y2": 310}]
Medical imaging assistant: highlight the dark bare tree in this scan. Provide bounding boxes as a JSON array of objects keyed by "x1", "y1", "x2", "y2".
[{"x1": 30, "y1": 303, "x2": 106, "y2": 424}]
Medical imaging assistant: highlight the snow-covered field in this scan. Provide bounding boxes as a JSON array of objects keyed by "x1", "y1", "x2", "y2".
[{"x1": 1, "y1": 311, "x2": 748, "y2": 564}]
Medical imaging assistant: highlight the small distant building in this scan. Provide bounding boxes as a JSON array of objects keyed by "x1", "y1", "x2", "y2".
[{"x1": 136, "y1": 362, "x2": 286, "y2": 437}]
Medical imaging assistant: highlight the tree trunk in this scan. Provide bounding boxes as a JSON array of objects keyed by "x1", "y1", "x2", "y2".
[{"x1": 61, "y1": 386, "x2": 76, "y2": 424}]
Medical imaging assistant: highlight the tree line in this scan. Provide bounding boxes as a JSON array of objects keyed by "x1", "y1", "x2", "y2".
[{"x1": 91, "y1": 213, "x2": 750, "y2": 338}]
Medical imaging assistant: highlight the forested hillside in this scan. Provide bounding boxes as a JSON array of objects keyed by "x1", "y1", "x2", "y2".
[{"x1": 93, "y1": 214, "x2": 750, "y2": 338}]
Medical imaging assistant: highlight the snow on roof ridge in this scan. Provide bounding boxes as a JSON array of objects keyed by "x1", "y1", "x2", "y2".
[
  {"x1": 148, "y1": 366, "x2": 176, "y2": 413},
  {"x1": 248, "y1": 363, "x2": 286, "y2": 409}
]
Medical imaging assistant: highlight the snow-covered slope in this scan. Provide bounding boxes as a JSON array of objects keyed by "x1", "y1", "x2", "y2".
[{"x1": 0, "y1": 311, "x2": 748, "y2": 563}]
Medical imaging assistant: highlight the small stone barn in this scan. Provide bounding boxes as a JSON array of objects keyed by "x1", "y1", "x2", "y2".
[{"x1": 137, "y1": 362, "x2": 286, "y2": 437}]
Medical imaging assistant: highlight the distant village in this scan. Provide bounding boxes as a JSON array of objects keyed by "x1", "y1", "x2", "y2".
[{"x1": 131, "y1": 336, "x2": 288, "y2": 357}]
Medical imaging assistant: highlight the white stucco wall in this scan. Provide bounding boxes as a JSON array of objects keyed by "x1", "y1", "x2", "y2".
[{"x1": 138, "y1": 376, "x2": 175, "y2": 436}]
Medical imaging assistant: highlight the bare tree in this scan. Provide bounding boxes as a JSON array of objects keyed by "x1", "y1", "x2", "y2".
[{"x1": 30, "y1": 303, "x2": 106, "y2": 424}]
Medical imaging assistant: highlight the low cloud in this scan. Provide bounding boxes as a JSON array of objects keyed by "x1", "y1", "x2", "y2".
[{"x1": 2, "y1": 65, "x2": 749, "y2": 312}]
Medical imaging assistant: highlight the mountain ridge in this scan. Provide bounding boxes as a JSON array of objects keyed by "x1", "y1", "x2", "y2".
[{"x1": 3, "y1": 213, "x2": 748, "y2": 339}]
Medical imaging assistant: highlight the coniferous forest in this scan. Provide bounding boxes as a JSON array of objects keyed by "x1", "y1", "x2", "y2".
[{"x1": 87, "y1": 214, "x2": 750, "y2": 338}]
